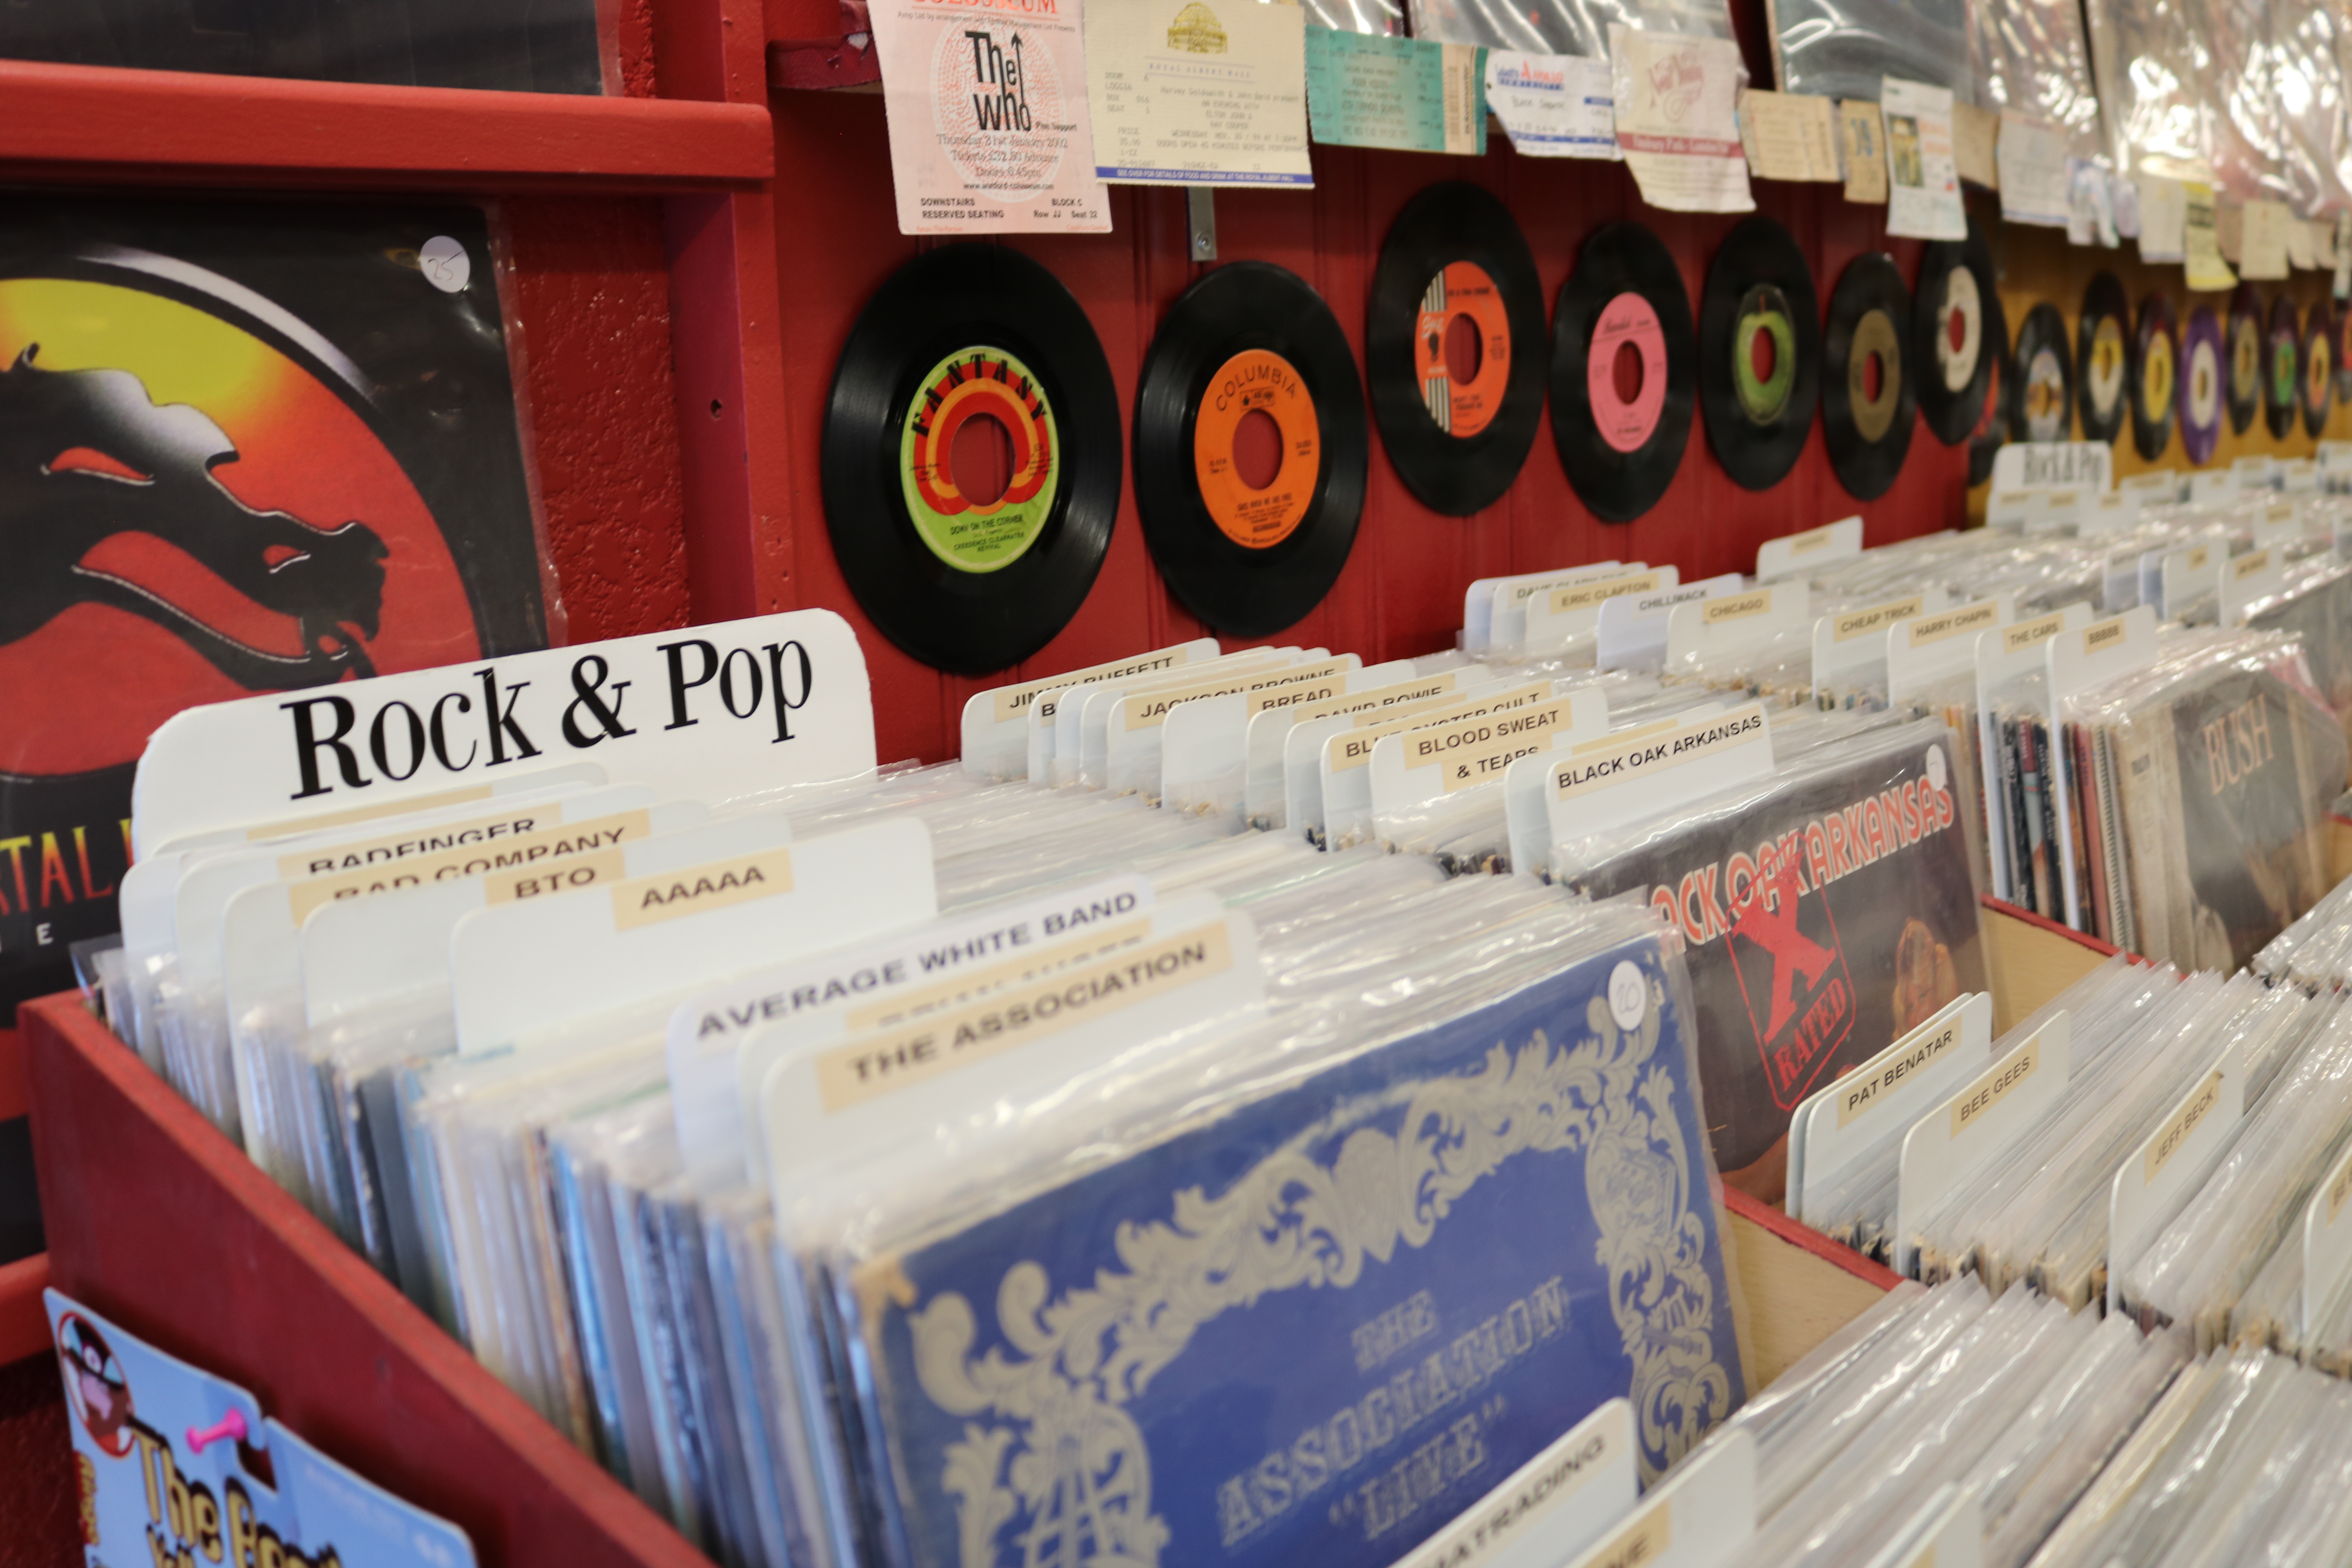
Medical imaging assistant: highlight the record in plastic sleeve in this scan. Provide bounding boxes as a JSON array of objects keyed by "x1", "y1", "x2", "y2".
[
  {"x1": 2267, "y1": 294, "x2": 2301, "y2": 441},
  {"x1": 2226, "y1": 284, "x2": 2263, "y2": 434},
  {"x1": 2179, "y1": 305, "x2": 2223, "y2": 466},
  {"x1": 1136, "y1": 261, "x2": 1367, "y2": 637},
  {"x1": 1366, "y1": 183, "x2": 1548, "y2": 516},
  {"x1": 2011, "y1": 301, "x2": 2073, "y2": 445},
  {"x1": 1822, "y1": 253, "x2": 1916, "y2": 501},
  {"x1": 1913, "y1": 227, "x2": 1994, "y2": 446},
  {"x1": 2129, "y1": 290, "x2": 2177, "y2": 461},
  {"x1": 2077, "y1": 272, "x2": 2129, "y2": 444},
  {"x1": 1698, "y1": 216, "x2": 1821, "y2": 492},
  {"x1": 2304, "y1": 302, "x2": 2334, "y2": 438},
  {"x1": 822, "y1": 244, "x2": 1120, "y2": 675},
  {"x1": 1550, "y1": 220, "x2": 1695, "y2": 522}
]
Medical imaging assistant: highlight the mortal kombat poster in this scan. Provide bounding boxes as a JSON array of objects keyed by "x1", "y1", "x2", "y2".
[{"x1": 0, "y1": 197, "x2": 550, "y2": 1015}]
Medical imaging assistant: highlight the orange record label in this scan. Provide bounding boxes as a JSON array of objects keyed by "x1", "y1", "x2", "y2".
[
  {"x1": 1414, "y1": 261, "x2": 1510, "y2": 438},
  {"x1": 1194, "y1": 348, "x2": 1322, "y2": 549}
]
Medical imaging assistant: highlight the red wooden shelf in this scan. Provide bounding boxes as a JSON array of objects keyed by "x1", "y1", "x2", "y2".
[{"x1": 0, "y1": 58, "x2": 773, "y2": 193}]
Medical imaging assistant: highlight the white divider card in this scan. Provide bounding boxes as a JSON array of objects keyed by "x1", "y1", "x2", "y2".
[
  {"x1": 760, "y1": 897, "x2": 1262, "y2": 1176},
  {"x1": 962, "y1": 640, "x2": 1220, "y2": 779},
  {"x1": 1462, "y1": 563, "x2": 1622, "y2": 652},
  {"x1": 1755, "y1": 517, "x2": 1863, "y2": 581},
  {"x1": 1663, "y1": 583, "x2": 1813, "y2": 672},
  {"x1": 2281, "y1": 457, "x2": 2319, "y2": 494},
  {"x1": 1387, "y1": 1399, "x2": 1638, "y2": 1568},
  {"x1": 2218, "y1": 546, "x2": 2286, "y2": 628},
  {"x1": 1811, "y1": 592, "x2": 1940, "y2": 703},
  {"x1": 2301, "y1": 1139, "x2": 2352, "y2": 1341},
  {"x1": 1073, "y1": 649, "x2": 1314, "y2": 789},
  {"x1": 1485, "y1": 562, "x2": 1644, "y2": 652},
  {"x1": 2119, "y1": 468, "x2": 2184, "y2": 501},
  {"x1": 2230, "y1": 455, "x2": 2278, "y2": 490},
  {"x1": 1895, "y1": 1010, "x2": 2073, "y2": 1278},
  {"x1": 1986, "y1": 491, "x2": 2036, "y2": 532},
  {"x1": 2319, "y1": 439, "x2": 2352, "y2": 475},
  {"x1": 2019, "y1": 488, "x2": 2089, "y2": 532},
  {"x1": 1243, "y1": 668, "x2": 1472, "y2": 828},
  {"x1": 2109, "y1": 1038, "x2": 2244, "y2": 1314},
  {"x1": 449, "y1": 817, "x2": 936, "y2": 1054},
  {"x1": 132, "y1": 609, "x2": 877, "y2": 858},
  {"x1": 2072, "y1": 490, "x2": 2145, "y2": 535},
  {"x1": 1975, "y1": 603, "x2": 2094, "y2": 902},
  {"x1": 2047, "y1": 606, "x2": 2161, "y2": 930},
  {"x1": 1519, "y1": 567, "x2": 1679, "y2": 652},
  {"x1": 1863, "y1": 1486, "x2": 1983, "y2": 1568},
  {"x1": 1539, "y1": 702, "x2": 1775, "y2": 848},
  {"x1": 2253, "y1": 497, "x2": 2312, "y2": 550},
  {"x1": 1501, "y1": 708, "x2": 1714, "y2": 880},
  {"x1": 1990, "y1": 441, "x2": 2114, "y2": 499},
  {"x1": 1161, "y1": 660, "x2": 1414, "y2": 822},
  {"x1": 1367, "y1": 685, "x2": 1610, "y2": 848},
  {"x1": 1107, "y1": 655, "x2": 1363, "y2": 799},
  {"x1": 663, "y1": 872, "x2": 1156, "y2": 1176},
  {"x1": 1795, "y1": 994, "x2": 1994, "y2": 1230},
  {"x1": 2187, "y1": 468, "x2": 2237, "y2": 507},
  {"x1": 1597, "y1": 573, "x2": 1744, "y2": 671},
  {"x1": 1555, "y1": 1427, "x2": 1755, "y2": 1568},
  {"x1": 1885, "y1": 596, "x2": 2012, "y2": 704},
  {"x1": 1302, "y1": 679, "x2": 1548, "y2": 845},
  {"x1": 2156, "y1": 539, "x2": 2222, "y2": 619},
  {"x1": 1030, "y1": 646, "x2": 1275, "y2": 783}
]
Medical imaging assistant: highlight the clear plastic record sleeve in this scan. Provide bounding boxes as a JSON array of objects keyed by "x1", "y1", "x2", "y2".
[
  {"x1": 1408, "y1": 0, "x2": 1729, "y2": 65},
  {"x1": 1766, "y1": 0, "x2": 1973, "y2": 102}
]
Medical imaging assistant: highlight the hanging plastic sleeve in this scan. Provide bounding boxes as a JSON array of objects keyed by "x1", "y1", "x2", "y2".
[
  {"x1": 1386, "y1": 1399, "x2": 1637, "y2": 1568},
  {"x1": 2045, "y1": 605, "x2": 2161, "y2": 929},
  {"x1": 962, "y1": 640, "x2": 1219, "y2": 780},
  {"x1": 1790, "y1": 993, "x2": 1992, "y2": 1228},
  {"x1": 1894, "y1": 1008, "x2": 2072, "y2": 1278},
  {"x1": 1756, "y1": 516, "x2": 1862, "y2": 579},
  {"x1": 2109, "y1": 1036, "x2": 2243, "y2": 1314},
  {"x1": 1552, "y1": 1426, "x2": 1754, "y2": 1568}
]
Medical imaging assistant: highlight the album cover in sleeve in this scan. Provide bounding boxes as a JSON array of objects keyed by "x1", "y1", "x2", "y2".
[
  {"x1": 2249, "y1": 564, "x2": 2352, "y2": 768},
  {"x1": 832, "y1": 929, "x2": 1742, "y2": 1568},
  {"x1": 1565, "y1": 722, "x2": 1986, "y2": 1200}
]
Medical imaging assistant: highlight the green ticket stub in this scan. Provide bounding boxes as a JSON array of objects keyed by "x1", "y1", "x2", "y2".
[{"x1": 1303, "y1": 30, "x2": 1486, "y2": 155}]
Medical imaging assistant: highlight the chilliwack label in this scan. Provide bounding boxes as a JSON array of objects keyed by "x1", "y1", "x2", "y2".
[
  {"x1": 1585, "y1": 1497, "x2": 1670, "y2": 1568},
  {"x1": 2144, "y1": 1066, "x2": 2225, "y2": 1184},
  {"x1": 1403, "y1": 698, "x2": 1583, "y2": 795},
  {"x1": 1906, "y1": 599, "x2": 1999, "y2": 649},
  {"x1": 1328, "y1": 684, "x2": 1547, "y2": 773},
  {"x1": 1123, "y1": 659, "x2": 1350, "y2": 731},
  {"x1": 1552, "y1": 705, "x2": 1767, "y2": 801},
  {"x1": 1546, "y1": 571, "x2": 1661, "y2": 616},
  {"x1": 2233, "y1": 549, "x2": 2274, "y2": 583},
  {"x1": 1950, "y1": 1032, "x2": 2039, "y2": 1137},
  {"x1": 1703, "y1": 589, "x2": 1773, "y2": 624},
  {"x1": 992, "y1": 647, "x2": 1201, "y2": 724},
  {"x1": 2002, "y1": 611, "x2": 2067, "y2": 655},
  {"x1": 246, "y1": 782, "x2": 493, "y2": 842},
  {"x1": 1837, "y1": 1012, "x2": 1964, "y2": 1129},
  {"x1": 814, "y1": 921, "x2": 1231, "y2": 1112},
  {"x1": 609, "y1": 846, "x2": 794, "y2": 931},
  {"x1": 486, "y1": 846, "x2": 627, "y2": 904},
  {"x1": 846, "y1": 917, "x2": 1150, "y2": 1032},
  {"x1": 2083, "y1": 616, "x2": 2130, "y2": 655},
  {"x1": 1832, "y1": 595, "x2": 1924, "y2": 643},
  {"x1": 287, "y1": 807, "x2": 652, "y2": 921},
  {"x1": 1283, "y1": 675, "x2": 1457, "y2": 727},
  {"x1": 277, "y1": 806, "x2": 560, "y2": 879}
]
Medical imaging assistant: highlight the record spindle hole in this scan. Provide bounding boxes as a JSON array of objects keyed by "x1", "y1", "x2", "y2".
[
  {"x1": 949, "y1": 409, "x2": 1016, "y2": 508},
  {"x1": 1232, "y1": 407, "x2": 1283, "y2": 491},
  {"x1": 1443, "y1": 312, "x2": 1483, "y2": 386},
  {"x1": 1864, "y1": 350, "x2": 1884, "y2": 402},
  {"x1": 1613, "y1": 339, "x2": 1645, "y2": 404},
  {"x1": 1749, "y1": 324, "x2": 1777, "y2": 388}
]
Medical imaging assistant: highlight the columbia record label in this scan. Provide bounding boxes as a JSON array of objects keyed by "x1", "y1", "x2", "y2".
[
  {"x1": 1136, "y1": 262, "x2": 1366, "y2": 636},
  {"x1": 2130, "y1": 290, "x2": 2178, "y2": 461},
  {"x1": 2180, "y1": 305, "x2": 2223, "y2": 466},
  {"x1": 1550, "y1": 221, "x2": 1694, "y2": 522},
  {"x1": 1914, "y1": 227, "x2": 1995, "y2": 446},
  {"x1": 2227, "y1": 285, "x2": 2263, "y2": 434},
  {"x1": 2305, "y1": 302, "x2": 2334, "y2": 437},
  {"x1": 822, "y1": 244, "x2": 1120, "y2": 674},
  {"x1": 2267, "y1": 294, "x2": 2301, "y2": 441},
  {"x1": 1699, "y1": 216, "x2": 1821, "y2": 492},
  {"x1": 1822, "y1": 253, "x2": 1916, "y2": 501},
  {"x1": 1366, "y1": 183, "x2": 1547, "y2": 516},
  {"x1": 2078, "y1": 272, "x2": 2129, "y2": 443},
  {"x1": 2011, "y1": 301, "x2": 2073, "y2": 445}
]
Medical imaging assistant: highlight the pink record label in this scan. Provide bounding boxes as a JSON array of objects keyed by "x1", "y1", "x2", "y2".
[{"x1": 1588, "y1": 291, "x2": 1669, "y2": 454}]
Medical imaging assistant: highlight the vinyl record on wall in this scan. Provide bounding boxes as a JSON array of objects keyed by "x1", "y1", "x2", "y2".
[
  {"x1": 1134, "y1": 261, "x2": 1367, "y2": 637},
  {"x1": 2011, "y1": 301, "x2": 2073, "y2": 445},
  {"x1": 2304, "y1": 301, "x2": 2334, "y2": 438},
  {"x1": 2129, "y1": 290, "x2": 2178, "y2": 461},
  {"x1": 1366, "y1": 182, "x2": 1548, "y2": 516},
  {"x1": 1822, "y1": 253, "x2": 1916, "y2": 501},
  {"x1": 1914, "y1": 224, "x2": 1995, "y2": 446},
  {"x1": 1697, "y1": 215, "x2": 1821, "y2": 492},
  {"x1": 2267, "y1": 294, "x2": 2302, "y2": 440},
  {"x1": 2179, "y1": 304, "x2": 2223, "y2": 466},
  {"x1": 822, "y1": 244, "x2": 1121, "y2": 675},
  {"x1": 1968, "y1": 286, "x2": 2012, "y2": 487},
  {"x1": 2226, "y1": 284, "x2": 2263, "y2": 435},
  {"x1": 2077, "y1": 272, "x2": 2130, "y2": 444},
  {"x1": 1550, "y1": 221, "x2": 1696, "y2": 523}
]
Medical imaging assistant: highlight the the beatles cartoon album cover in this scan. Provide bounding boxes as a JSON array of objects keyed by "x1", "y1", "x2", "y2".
[
  {"x1": 829, "y1": 927, "x2": 1742, "y2": 1568},
  {"x1": 1565, "y1": 723, "x2": 1985, "y2": 1202},
  {"x1": 0, "y1": 197, "x2": 551, "y2": 1016}
]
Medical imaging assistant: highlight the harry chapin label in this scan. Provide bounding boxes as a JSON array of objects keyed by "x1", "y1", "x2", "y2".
[{"x1": 1905, "y1": 599, "x2": 2000, "y2": 649}]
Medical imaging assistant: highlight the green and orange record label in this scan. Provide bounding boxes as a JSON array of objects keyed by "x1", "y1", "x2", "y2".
[
  {"x1": 1194, "y1": 348, "x2": 1321, "y2": 549},
  {"x1": 899, "y1": 346, "x2": 1058, "y2": 573}
]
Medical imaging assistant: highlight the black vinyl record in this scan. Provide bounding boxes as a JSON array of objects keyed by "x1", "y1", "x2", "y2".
[
  {"x1": 2010, "y1": 301, "x2": 2073, "y2": 444},
  {"x1": 1135, "y1": 261, "x2": 1367, "y2": 637},
  {"x1": 1550, "y1": 221, "x2": 1695, "y2": 522},
  {"x1": 2304, "y1": 301, "x2": 2335, "y2": 438},
  {"x1": 1969, "y1": 285, "x2": 2013, "y2": 486},
  {"x1": 2129, "y1": 291, "x2": 2178, "y2": 461},
  {"x1": 822, "y1": 244, "x2": 1120, "y2": 675},
  {"x1": 1366, "y1": 182, "x2": 1547, "y2": 516},
  {"x1": 1822, "y1": 253, "x2": 1916, "y2": 501},
  {"x1": 1698, "y1": 215, "x2": 1822, "y2": 491},
  {"x1": 2225, "y1": 283, "x2": 2263, "y2": 435},
  {"x1": 1914, "y1": 223, "x2": 1996, "y2": 446},
  {"x1": 2077, "y1": 272, "x2": 2129, "y2": 443},
  {"x1": 2266, "y1": 294, "x2": 2301, "y2": 440}
]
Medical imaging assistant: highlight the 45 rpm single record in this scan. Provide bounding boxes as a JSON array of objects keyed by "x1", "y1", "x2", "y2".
[
  {"x1": 822, "y1": 245, "x2": 1120, "y2": 675},
  {"x1": 1699, "y1": 215, "x2": 1821, "y2": 492},
  {"x1": 2180, "y1": 305, "x2": 2223, "y2": 466},
  {"x1": 2078, "y1": 272, "x2": 2129, "y2": 443},
  {"x1": 1822, "y1": 253, "x2": 1917, "y2": 501},
  {"x1": 2130, "y1": 290, "x2": 2178, "y2": 461},
  {"x1": 2267, "y1": 294, "x2": 2301, "y2": 440},
  {"x1": 1366, "y1": 182, "x2": 1547, "y2": 517},
  {"x1": 1969, "y1": 286, "x2": 2013, "y2": 487},
  {"x1": 1551, "y1": 221, "x2": 1695, "y2": 522},
  {"x1": 2011, "y1": 301, "x2": 2074, "y2": 444},
  {"x1": 2226, "y1": 284, "x2": 2263, "y2": 434},
  {"x1": 1135, "y1": 261, "x2": 1367, "y2": 637},
  {"x1": 2335, "y1": 303, "x2": 2352, "y2": 405},
  {"x1": 1914, "y1": 224, "x2": 1995, "y2": 446},
  {"x1": 2304, "y1": 301, "x2": 2334, "y2": 437}
]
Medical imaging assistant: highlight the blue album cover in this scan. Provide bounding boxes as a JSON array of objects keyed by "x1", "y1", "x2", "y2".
[{"x1": 836, "y1": 930, "x2": 1743, "y2": 1568}]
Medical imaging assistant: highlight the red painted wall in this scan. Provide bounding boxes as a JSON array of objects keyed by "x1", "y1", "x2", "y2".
[{"x1": 762, "y1": 91, "x2": 1967, "y2": 766}]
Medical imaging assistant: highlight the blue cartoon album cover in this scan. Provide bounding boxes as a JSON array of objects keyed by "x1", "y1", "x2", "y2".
[{"x1": 835, "y1": 929, "x2": 1744, "y2": 1568}]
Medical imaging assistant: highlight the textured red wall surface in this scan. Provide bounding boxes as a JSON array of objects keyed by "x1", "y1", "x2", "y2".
[{"x1": 762, "y1": 91, "x2": 1969, "y2": 766}]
